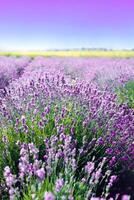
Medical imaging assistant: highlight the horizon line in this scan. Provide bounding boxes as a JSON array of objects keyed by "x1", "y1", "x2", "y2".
[{"x1": 1, "y1": 48, "x2": 134, "y2": 52}]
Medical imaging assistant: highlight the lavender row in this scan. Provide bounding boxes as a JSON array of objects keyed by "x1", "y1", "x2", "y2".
[{"x1": 0, "y1": 56, "x2": 133, "y2": 199}]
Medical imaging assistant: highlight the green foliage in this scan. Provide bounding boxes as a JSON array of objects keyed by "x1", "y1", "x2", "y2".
[
  {"x1": 116, "y1": 80, "x2": 134, "y2": 108},
  {"x1": 0, "y1": 97, "x2": 120, "y2": 199}
]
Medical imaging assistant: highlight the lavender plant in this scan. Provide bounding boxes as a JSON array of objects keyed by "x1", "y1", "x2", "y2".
[{"x1": 0, "y1": 56, "x2": 133, "y2": 199}]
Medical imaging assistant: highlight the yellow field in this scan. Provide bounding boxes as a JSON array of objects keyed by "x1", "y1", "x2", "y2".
[{"x1": 0, "y1": 50, "x2": 134, "y2": 57}]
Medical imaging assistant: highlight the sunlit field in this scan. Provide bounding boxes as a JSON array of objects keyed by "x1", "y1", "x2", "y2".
[
  {"x1": 1, "y1": 50, "x2": 134, "y2": 57},
  {"x1": 0, "y1": 56, "x2": 133, "y2": 200}
]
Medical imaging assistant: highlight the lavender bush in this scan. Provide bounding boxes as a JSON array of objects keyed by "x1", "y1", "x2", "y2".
[
  {"x1": 0, "y1": 56, "x2": 133, "y2": 199},
  {"x1": 0, "y1": 56, "x2": 31, "y2": 96}
]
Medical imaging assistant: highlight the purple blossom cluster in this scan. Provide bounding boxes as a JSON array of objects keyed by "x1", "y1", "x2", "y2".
[
  {"x1": 3, "y1": 137, "x2": 117, "y2": 199},
  {"x1": 0, "y1": 56, "x2": 31, "y2": 96},
  {"x1": 25, "y1": 57, "x2": 134, "y2": 87},
  {"x1": 4, "y1": 166, "x2": 17, "y2": 200},
  {"x1": 1, "y1": 72, "x2": 133, "y2": 169},
  {"x1": 0, "y1": 56, "x2": 133, "y2": 199}
]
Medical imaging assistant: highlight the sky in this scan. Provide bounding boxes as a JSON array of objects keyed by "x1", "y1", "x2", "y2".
[{"x1": 0, "y1": 0, "x2": 134, "y2": 50}]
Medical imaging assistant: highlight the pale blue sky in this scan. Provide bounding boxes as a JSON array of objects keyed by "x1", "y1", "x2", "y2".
[{"x1": 0, "y1": 0, "x2": 134, "y2": 50}]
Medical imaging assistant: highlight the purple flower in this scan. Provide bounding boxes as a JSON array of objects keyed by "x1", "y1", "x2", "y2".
[
  {"x1": 85, "y1": 162, "x2": 95, "y2": 174},
  {"x1": 5, "y1": 176, "x2": 15, "y2": 187},
  {"x1": 68, "y1": 195, "x2": 74, "y2": 200},
  {"x1": 106, "y1": 148, "x2": 113, "y2": 155},
  {"x1": 4, "y1": 166, "x2": 16, "y2": 187},
  {"x1": 43, "y1": 155, "x2": 48, "y2": 161},
  {"x1": 36, "y1": 168, "x2": 45, "y2": 181},
  {"x1": 55, "y1": 178, "x2": 64, "y2": 192},
  {"x1": 21, "y1": 115, "x2": 26, "y2": 124},
  {"x1": 44, "y1": 192, "x2": 55, "y2": 200},
  {"x1": 4, "y1": 166, "x2": 11, "y2": 177},
  {"x1": 95, "y1": 169, "x2": 102, "y2": 180},
  {"x1": 108, "y1": 175, "x2": 117, "y2": 187},
  {"x1": 121, "y1": 195, "x2": 131, "y2": 200},
  {"x1": 109, "y1": 156, "x2": 116, "y2": 167},
  {"x1": 2, "y1": 135, "x2": 8, "y2": 143},
  {"x1": 9, "y1": 188, "x2": 15, "y2": 196},
  {"x1": 97, "y1": 137, "x2": 104, "y2": 145},
  {"x1": 91, "y1": 198, "x2": 106, "y2": 200},
  {"x1": 9, "y1": 188, "x2": 16, "y2": 200}
]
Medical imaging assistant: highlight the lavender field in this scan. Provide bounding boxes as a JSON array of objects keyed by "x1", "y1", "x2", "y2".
[{"x1": 0, "y1": 56, "x2": 134, "y2": 200}]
